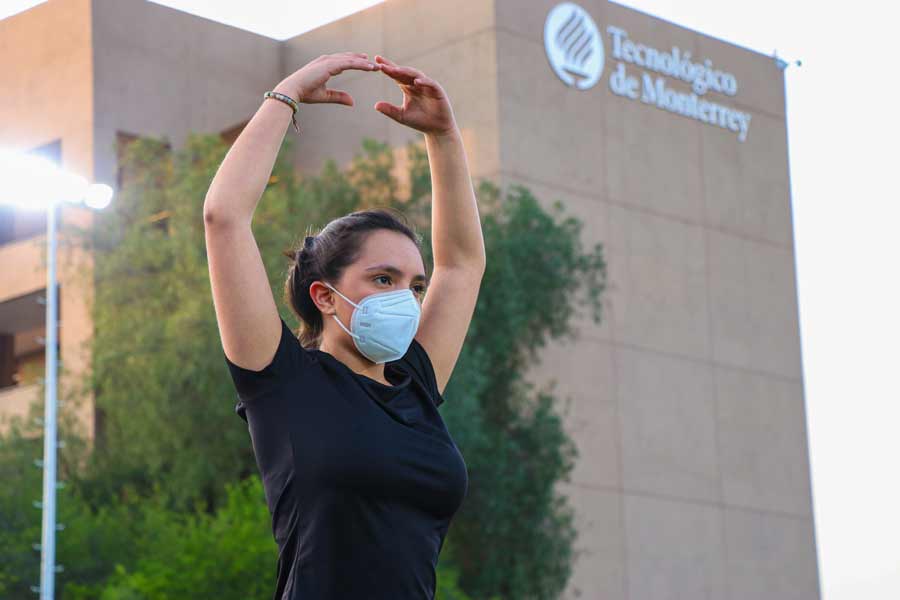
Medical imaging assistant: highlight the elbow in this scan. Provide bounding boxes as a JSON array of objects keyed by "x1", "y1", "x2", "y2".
[
  {"x1": 473, "y1": 246, "x2": 487, "y2": 274},
  {"x1": 445, "y1": 253, "x2": 486, "y2": 276},
  {"x1": 203, "y1": 201, "x2": 244, "y2": 229},
  {"x1": 202, "y1": 206, "x2": 218, "y2": 226},
  {"x1": 203, "y1": 209, "x2": 229, "y2": 229},
  {"x1": 202, "y1": 198, "x2": 218, "y2": 225},
  {"x1": 464, "y1": 249, "x2": 487, "y2": 276},
  {"x1": 474, "y1": 254, "x2": 487, "y2": 276},
  {"x1": 465, "y1": 254, "x2": 487, "y2": 279}
]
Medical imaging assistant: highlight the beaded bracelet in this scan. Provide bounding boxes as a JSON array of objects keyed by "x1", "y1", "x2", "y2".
[{"x1": 263, "y1": 91, "x2": 301, "y2": 134}]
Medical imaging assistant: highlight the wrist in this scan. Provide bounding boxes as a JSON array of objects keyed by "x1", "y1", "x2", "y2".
[
  {"x1": 273, "y1": 82, "x2": 302, "y2": 104},
  {"x1": 264, "y1": 88, "x2": 302, "y2": 134},
  {"x1": 425, "y1": 125, "x2": 461, "y2": 143}
]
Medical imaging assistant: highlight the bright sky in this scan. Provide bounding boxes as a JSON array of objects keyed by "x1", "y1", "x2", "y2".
[{"x1": 3, "y1": 1, "x2": 899, "y2": 598}]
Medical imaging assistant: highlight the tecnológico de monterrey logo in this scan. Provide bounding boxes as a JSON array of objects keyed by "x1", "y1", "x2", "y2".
[{"x1": 543, "y1": 2, "x2": 605, "y2": 90}]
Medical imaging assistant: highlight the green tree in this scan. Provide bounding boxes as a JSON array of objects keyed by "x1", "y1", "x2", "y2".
[
  {"x1": 0, "y1": 423, "x2": 43, "y2": 597},
  {"x1": 62, "y1": 476, "x2": 275, "y2": 600},
  {"x1": 0, "y1": 130, "x2": 605, "y2": 599}
]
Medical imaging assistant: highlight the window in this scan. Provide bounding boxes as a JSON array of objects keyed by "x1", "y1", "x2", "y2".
[
  {"x1": 115, "y1": 131, "x2": 141, "y2": 191},
  {"x1": 115, "y1": 130, "x2": 172, "y2": 191}
]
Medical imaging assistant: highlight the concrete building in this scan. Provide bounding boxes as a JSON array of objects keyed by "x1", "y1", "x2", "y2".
[{"x1": 0, "y1": 0, "x2": 819, "y2": 598}]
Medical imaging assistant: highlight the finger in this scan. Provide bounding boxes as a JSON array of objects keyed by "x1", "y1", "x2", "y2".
[
  {"x1": 382, "y1": 62, "x2": 424, "y2": 80},
  {"x1": 413, "y1": 76, "x2": 438, "y2": 90},
  {"x1": 319, "y1": 88, "x2": 353, "y2": 106},
  {"x1": 337, "y1": 57, "x2": 380, "y2": 71},
  {"x1": 374, "y1": 101, "x2": 403, "y2": 122},
  {"x1": 378, "y1": 62, "x2": 417, "y2": 85},
  {"x1": 330, "y1": 51, "x2": 368, "y2": 58},
  {"x1": 328, "y1": 57, "x2": 380, "y2": 75},
  {"x1": 375, "y1": 55, "x2": 424, "y2": 77}
]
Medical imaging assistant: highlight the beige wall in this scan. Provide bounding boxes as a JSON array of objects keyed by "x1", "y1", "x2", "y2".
[
  {"x1": 0, "y1": 1, "x2": 818, "y2": 598},
  {"x1": 279, "y1": 0, "x2": 501, "y2": 184},
  {"x1": 90, "y1": 0, "x2": 284, "y2": 191},
  {"x1": 0, "y1": 0, "x2": 96, "y2": 440}
]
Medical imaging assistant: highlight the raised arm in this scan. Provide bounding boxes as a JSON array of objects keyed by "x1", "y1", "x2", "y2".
[
  {"x1": 373, "y1": 55, "x2": 487, "y2": 394},
  {"x1": 205, "y1": 53, "x2": 381, "y2": 370}
]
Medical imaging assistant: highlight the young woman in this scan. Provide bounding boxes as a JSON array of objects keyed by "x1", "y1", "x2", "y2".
[{"x1": 203, "y1": 52, "x2": 486, "y2": 599}]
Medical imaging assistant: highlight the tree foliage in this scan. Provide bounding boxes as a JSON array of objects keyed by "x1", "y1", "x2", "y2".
[{"x1": 0, "y1": 130, "x2": 605, "y2": 599}]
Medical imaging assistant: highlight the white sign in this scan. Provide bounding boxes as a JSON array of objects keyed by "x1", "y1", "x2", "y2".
[
  {"x1": 543, "y1": 3, "x2": 604, "y2": 90},
  {"x1": 544, "y1": 3, "x2": 752, "y2": 142}
]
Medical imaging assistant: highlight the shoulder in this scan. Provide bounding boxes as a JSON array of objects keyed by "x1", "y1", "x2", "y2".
[
  {"x1": 225, "y1": 317, "x2": 315, "y2": 404},
  {"x1": 393, "y1": 337, "x2": 445, "y2": 407}
]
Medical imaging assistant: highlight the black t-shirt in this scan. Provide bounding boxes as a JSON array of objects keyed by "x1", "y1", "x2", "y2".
[{"x1": 224, "y1": 317, "x2": 469, "y2": 600}]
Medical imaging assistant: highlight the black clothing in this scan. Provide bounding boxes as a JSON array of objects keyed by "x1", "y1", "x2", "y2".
[{"x1": 224, "y1": 317, "x2": 469, "y2": 600}]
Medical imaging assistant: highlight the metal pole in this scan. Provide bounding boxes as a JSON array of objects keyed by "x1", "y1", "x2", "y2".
[{"x1": 39, "y1": 200, "x2": 58, "y2": 599}]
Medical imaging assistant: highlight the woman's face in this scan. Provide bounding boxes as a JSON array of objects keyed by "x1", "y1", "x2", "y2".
[{"x1": 320, "y1": 229, "x2": 427, "y2": 351}]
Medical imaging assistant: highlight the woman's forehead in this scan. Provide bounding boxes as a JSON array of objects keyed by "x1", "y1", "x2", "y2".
[{"x1": 356, "y1": 230, "x2": 424, "y2": 272}]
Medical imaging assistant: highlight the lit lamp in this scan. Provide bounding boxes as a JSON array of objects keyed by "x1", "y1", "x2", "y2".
[{"x1": 0, "y1": 148, "x2": 113, "y2": 600}]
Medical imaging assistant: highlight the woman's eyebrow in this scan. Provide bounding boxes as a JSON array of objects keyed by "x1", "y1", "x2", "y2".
[{"x1": 364, "y1": 264, "x2": 428, "y2": 283}]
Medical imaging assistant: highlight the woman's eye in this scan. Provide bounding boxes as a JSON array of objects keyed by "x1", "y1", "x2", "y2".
[{"x1": 374, "y1": 275, "x2": 424, "y2": 294}]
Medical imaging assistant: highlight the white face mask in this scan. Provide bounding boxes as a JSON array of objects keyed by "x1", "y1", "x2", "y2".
[{"x1": 324, "y1": 282, "x2": 421, "y2": 364}]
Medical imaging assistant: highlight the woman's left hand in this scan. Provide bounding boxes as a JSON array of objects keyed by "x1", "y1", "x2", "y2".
[{"x1": 374, "y1": 55, "x2": 458, "y2": 137}]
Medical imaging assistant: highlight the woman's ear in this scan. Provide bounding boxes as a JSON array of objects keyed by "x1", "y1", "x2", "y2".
[{"x1": 309, "y1": 281, "x2": 336, "y2": 315}]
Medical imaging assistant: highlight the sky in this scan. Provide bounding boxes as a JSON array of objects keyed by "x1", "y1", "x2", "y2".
[{"x1": 3, "y1": 0, "x2": 899, "y2": 598}]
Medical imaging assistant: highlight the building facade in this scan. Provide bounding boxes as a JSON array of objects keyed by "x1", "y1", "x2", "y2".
[{"x1": 0, "y1": 0, "x2": 820, "y2": 598}]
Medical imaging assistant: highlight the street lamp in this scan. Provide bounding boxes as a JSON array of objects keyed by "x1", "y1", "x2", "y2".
[{"x1": 0, "y1": 147, "x2": 113, "y2": 599}]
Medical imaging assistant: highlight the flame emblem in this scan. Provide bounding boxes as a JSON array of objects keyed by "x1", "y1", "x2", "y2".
[{"x1": 544, "y1": 3, "x2": 604, "y2": 90}]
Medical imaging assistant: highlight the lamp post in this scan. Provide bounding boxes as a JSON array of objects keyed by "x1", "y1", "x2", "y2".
[
  {"x1": 38, "y1": 197, "x2": 60, "y2": 600},
  {"x1": 0, "y1": 148, "x2": 113, "y2": 599}
]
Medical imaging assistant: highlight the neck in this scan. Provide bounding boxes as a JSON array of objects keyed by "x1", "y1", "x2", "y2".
[{"x1": 319, "y1": 338, "x2": 388, "y2": 383}]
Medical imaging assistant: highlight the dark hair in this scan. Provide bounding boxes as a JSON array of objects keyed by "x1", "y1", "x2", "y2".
[{"x1": 282, "y1": 208, "x2": 422, "y2": 348}]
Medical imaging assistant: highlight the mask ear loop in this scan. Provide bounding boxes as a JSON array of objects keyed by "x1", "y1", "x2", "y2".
[
  {"x1": 324, "y1": 282, "x2": 359, "y2": 309},
  {"x1": 324, "y1": 283, "x2": 361, "y2": 341}
]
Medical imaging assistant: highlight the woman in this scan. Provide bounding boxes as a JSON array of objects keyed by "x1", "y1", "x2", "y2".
[{"x1": 203, "y1": 52, "x2": 485, "y2": 599}]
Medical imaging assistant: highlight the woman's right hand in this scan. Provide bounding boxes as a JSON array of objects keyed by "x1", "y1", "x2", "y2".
[{"x1": 275, "y1": 52, "x2": 381, "y2": 106}]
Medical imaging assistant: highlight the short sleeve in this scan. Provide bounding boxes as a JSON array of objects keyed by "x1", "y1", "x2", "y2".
[
  {"x1": 395, "y1": 337, "x2": 444, "y2": 407},
  {"x1": 224, "y1": 318, "x2": 305, "y2": 417}
]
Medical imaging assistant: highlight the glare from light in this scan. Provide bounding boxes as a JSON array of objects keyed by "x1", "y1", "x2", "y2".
[
  {"x1": 54, "y1": 171, "x2": 90, "y2": 204},
  {"x1": 0, "y1": 147, "x2": 112, "y2": 210},
  {"x1": 84, "y1": 184, "x2": 113, "y2": 209}
]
